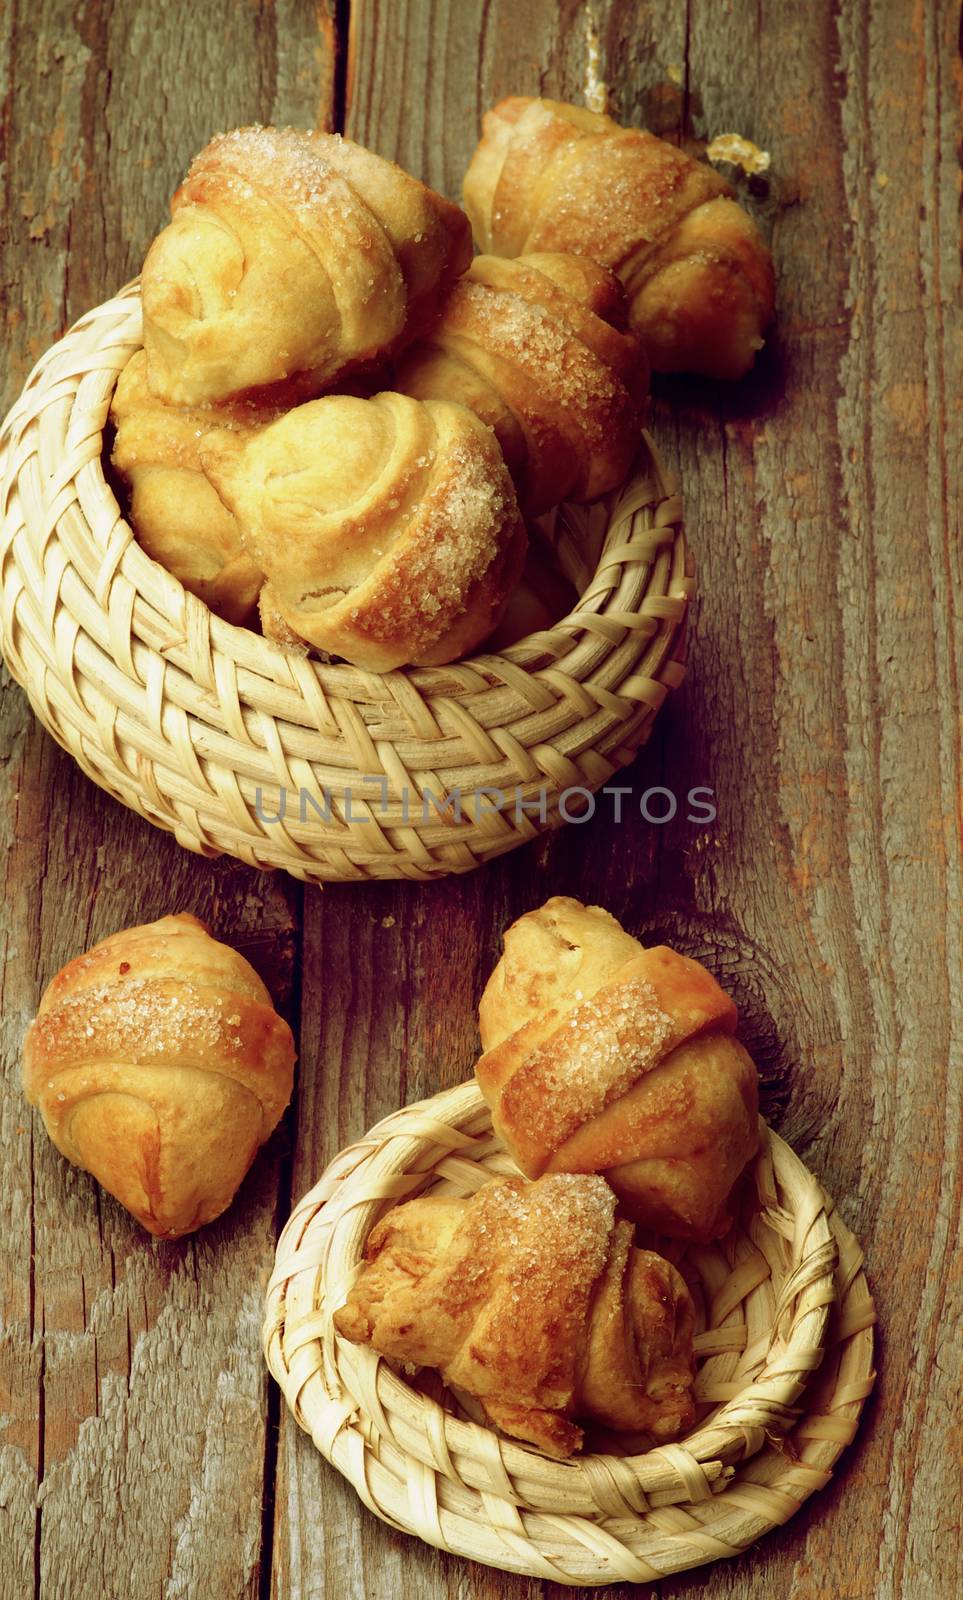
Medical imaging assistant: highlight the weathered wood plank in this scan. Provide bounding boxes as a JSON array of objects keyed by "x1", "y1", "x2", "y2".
[
  {"x1": 1, "y1": 0, "x2": 960, "y2": 1596},
  {"x1": 0, "y1": 4, "x2": 336, "y2": 1597},
  {"x1": 276, "y1": 1, "x2": 962, "y2": 1598}
]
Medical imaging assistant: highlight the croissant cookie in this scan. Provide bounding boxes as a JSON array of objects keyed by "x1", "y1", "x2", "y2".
[
  {"x1": 202, "y1": 391, "x2": 527, "y2": 670},
  {"x1": 334, "y1": 1172, "x2": 696, "y2": 1457},
  {"x1": 142, "y1": 126, "x2": 471, "y2": 405},
  {"x1": 463, "y1": 97, "x2": 775, "y2": 380},
  {"x1": 395, "y1": 252, "x2": 647, "y2": 515},
  {"x1": 22, "y1": 914, "x2": 295, "y2": 1238},
  {"x1": 110, "y1": 350, "x2": 283, "y2": 624},
  {"x1": 476, "y1": 897, "x2": 759, "y2": 1240}
]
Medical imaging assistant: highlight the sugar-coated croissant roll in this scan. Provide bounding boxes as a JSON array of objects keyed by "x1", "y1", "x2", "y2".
[
  {"x1": 476, "y1": 898, "x2": 759, "y2": 1240},
  {"x1": 22, "y1": 914, "x2": 295, "y2": 1238},
  {"x1": 142, "y1": 126, "x2": 472, "y2": 405},
  {"x1": 202, "y1": 392, "x2": 527, "y2": 671},
  {"x1": 110, "y1": 351, "x2": 283, "y2": 624},
  {"x1": 395, "y1": 252, "x2": 647, "y2": 515},
  {"x1": 463, "y1": 98, "x2": 775, "y2": 380},
  {"x1": 334, "y1": 1173, "x2": 696, "y2": 1457}
]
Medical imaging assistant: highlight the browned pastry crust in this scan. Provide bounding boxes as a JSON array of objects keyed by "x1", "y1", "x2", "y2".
[
  {"x1": 476, "y1": 897, "x2": 759, "y2": 1240},
  {"x1": 22, "y1": 914, "x2": 295, "y2": 1238},
  {"x1": 202, "y1": 391, "x2": 527, "y2": 671},
  {"x1": 109, "y1": 350, "x2": 285, "y2": 623},
  {"x1": 395, "y1": 252, "x2": 647, "y2": 515},
  {"x1": 142, "y1": 125, "x2": 471, "y2": 405},
  {"x1": 463, "y1": 98, "x2": 774, "y2": 380},
  {"x1": 257, "y1": 585, "x2": 311, "y2": 652},
  {"x1": 333, "y1": 1173, "x2": 696, "y2": 1457}
]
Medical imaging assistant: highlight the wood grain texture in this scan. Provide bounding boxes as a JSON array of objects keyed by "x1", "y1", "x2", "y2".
[
  {"x1": 1, "y1": 0, "x2": 961, "y2": 1597},
  {"x1": 0, "y1": 4, "x2": 334, "y2": 1598},
  {"x1": 275, "y1": 1, "x2": 963, "y2": 1598}
]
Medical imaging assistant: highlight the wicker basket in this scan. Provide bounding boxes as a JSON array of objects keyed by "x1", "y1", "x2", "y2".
[
  {"x1": 263, "y1": 1082, "x2": 876, "y2": 1585},
  {"x1": 0, "y1": 285, "x2": 692, "y2": 883}
]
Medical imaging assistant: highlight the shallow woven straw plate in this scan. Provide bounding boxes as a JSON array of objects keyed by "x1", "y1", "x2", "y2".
[
  {"x1": 0, "y1": 285, "x2": 692, "y2": 884},
  {"x1": 263, "y1": 1081, "x2": 876, "y2": 1586}
]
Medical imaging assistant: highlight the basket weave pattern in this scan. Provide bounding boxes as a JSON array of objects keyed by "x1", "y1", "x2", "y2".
[
  {"x1": 263, "y1": 1082, "x2": 876, "y2": 1585},
  {"x1": 0, "y1": 286, "x2": 692, "y2": 883}
]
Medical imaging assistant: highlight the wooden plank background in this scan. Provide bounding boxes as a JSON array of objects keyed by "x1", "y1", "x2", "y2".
[{"x1": 1, "y1": 1, "x2": 960, "y2": 1597}]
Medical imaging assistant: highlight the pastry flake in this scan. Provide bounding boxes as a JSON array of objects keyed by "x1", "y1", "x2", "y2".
[
  {"x1": 334, "y1": 1172, "x2": 696, "y2": 1457},
  {"x1": 476, "y1": 897, "x2": 759, "y2": 1240}
]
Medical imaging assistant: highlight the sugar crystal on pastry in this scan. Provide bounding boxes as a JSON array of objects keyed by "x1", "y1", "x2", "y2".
[
  {"x1": 476, "y1": 897, "x2": 759, "y2": 1239},
  {"x1": 334, "y1": 1172, "x2": 696, "y2": 1457},
  {"x1": 396, "y1": 251, "x2": 647, "y2": 515},
  {"x1": 22, "y1": 913, "x2": 296, "y2": 1238},
  {"x1": 463, "y1": 97, "x2": 774, "y2": 380},
  {"x1": 142, "y1": 125, "x2": 471, "y2": 405},
  {"x1": 202, "y1": 390, "x2": 527, "y2": 670}
]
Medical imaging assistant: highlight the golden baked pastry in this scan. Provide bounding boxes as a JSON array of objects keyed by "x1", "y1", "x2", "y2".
[
  {"x1": 463, "y1": 97, "x2": 775, "y2": 380},
  {"x1": 476, "y1": 897, "x2": 759, "y2": 1239},
  {"x1": 202, "y1": 391, "x2": 527, "y2": 671},
  {"x1": 110, "y1": 350, "x2": 282, "y2": 624},
  {"x1": 395, "y1": 252, "x2": 647, "y2": 515},
  {"x1": 334, "y1": 1172, "x2": 696, "y2": 1457},
  {"x1": 142, "y1": 125, "x2": 471, "y2": 405},
  {"x1": 257, "y1": 585, "x2": 311, "y2": 652},
  {"x1": 22, "y1": 913, "x2": 295, "y2": 1238}
]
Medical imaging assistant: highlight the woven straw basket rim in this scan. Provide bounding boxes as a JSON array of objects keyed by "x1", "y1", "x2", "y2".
[
  {"x1": 263, "y1": 1080, "x2": 876, "y2": 1586},
  {"x1": 0, "y1": 284, "x2": 693, "y2": 883}
]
